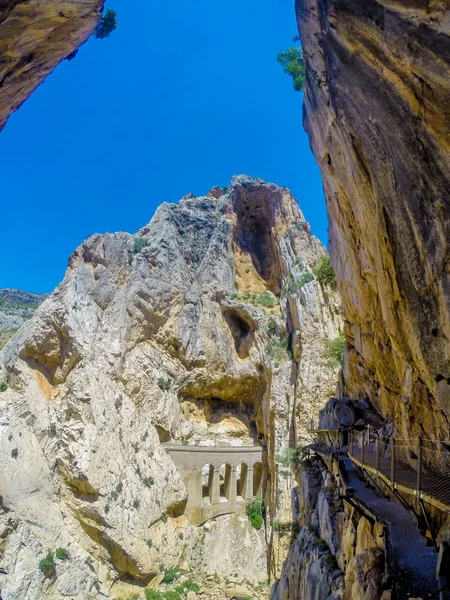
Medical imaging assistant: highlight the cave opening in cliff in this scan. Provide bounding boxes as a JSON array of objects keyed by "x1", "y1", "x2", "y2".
[
  {"x1": 222, "y1": 307, "x2": 256, "y2": 359},
  {"x1": 181, "y1": 396, "x2": 262, "y2": 444},
  {"x1": 232, "y1": 186, "x2": 281, "y2": 294}
]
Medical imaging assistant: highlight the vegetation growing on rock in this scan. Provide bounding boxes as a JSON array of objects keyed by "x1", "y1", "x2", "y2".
[
  {"x1": 38, "y1": 552, "x2": 54, "y2": 576},
  {"x1": 312, "y1": 256, "x2": 336, "y2": 287},
  {"x1": 247, "y1": 496, "x2": 264, "y2": 530},
  {"x1": 162, "y1": 567, "x2": 181, "y2": 584},
  {"x1": 266, "y1": 334, "x2": 291, "y2": 366},
  {"x1": 324, "y1": 335, "x2": 345, "y2": 369},
  {"x1": 157, "y1": 377, "x2": 172, "y2": 391},
  {"x1": 277, "y1": 47, "x2": 306, "y2": 92},
  {"x1": 134, "y1": 238, "x2": 149, "y2": 253},
  {"x1": 55, "y1": 547, "x2": 69, "y2": 560},
  {"x1": 94, "y1": 8, "x2": 117, "y2": 39},
  {"x1": 232, "y1": 289, "x2": 279, "y2": 310}
]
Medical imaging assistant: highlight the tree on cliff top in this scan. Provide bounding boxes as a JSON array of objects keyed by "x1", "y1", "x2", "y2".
[
  {"x1": 95, "y1": 8, "x2": 117, "y2": 39},
  {"x1": 277, "y1": 47, "x2": 306, "y2": 92}
]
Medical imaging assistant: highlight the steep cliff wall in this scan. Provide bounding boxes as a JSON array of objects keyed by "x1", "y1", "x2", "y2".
[
  {"x1": 272, "y1": 457, "x2": 387, "y2": 600},
  {"x1": 0, "y1": 177, "x2": 341, "y2": 599},
  {"x1": 297, "y1": 0, "x2": 450, "y2": 441},
  {"x1": 0, "y1": 0, "x2": 104, "y2": 130}
]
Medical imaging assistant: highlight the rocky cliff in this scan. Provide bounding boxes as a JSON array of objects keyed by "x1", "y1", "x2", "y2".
[
  {"x1": 0, "y1": 0, "x2": 104, "y2": 130},
  {"x1": 271, "y1": 3, "x2": 450, "y2": 599},
  {"x1": 296, "y1": 0, "x2": 450, "y2": 442},
  {"x1": 0, "y1": 177, "x2": 341, "y2": 599}
]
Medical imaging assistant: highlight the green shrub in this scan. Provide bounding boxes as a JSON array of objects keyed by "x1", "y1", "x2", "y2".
[
  {"x1": 38, "y1": 552, "x2": 54, "y2": 576},
  {"x1": 94, "y1": 8, "x2": 117, "y2": 39},
  {"x1": 277, "y1": 47, "x2": 306, "y2": 91},
  {"x1": 266, "y1": 319, "x2": 277, "y2": 337},
  {"x1": 161, "y1": 512, "x2": 168, "y2": 523},
  {"x1": 143, "y1": 476, "x2": 154, "y2": 488},
  {"x1": 133, "y1": 498, "x2": 140, "y2": 510},
  {"x1": 164, "y1": 592, "x2": 181, "y2": 600},
  {"x1": 162, "y1": 567, "x2": 180, "y2": 584},
  {"x1": 273, "y1": 519, "x2": 282, "y2": 532},
  {"x1": 110, "y1": 481, "x2": 123, "y2": 501},
  {"x1": 11, "y1": 448, "x2": 18, "y2": 459},
  {"x1": 175, "y1": 579, "x2": 200, "y2": 593},
  {"x1": 146, "y1": 539, "x2": 153, "y2": 548},
  {"x1": 55, "y1": 547, "x2": 69, "y2": 560},
  {"x1": 307, "y1": 524, "x2": 318, "y2": 534},
  {"x1": 134, "y1": 237, "x2": 149, "y2": 254},
  {"x1": 247, "y1": 496, "x2": 264, "y2": 530},
  {"x1": 275, "y1": 447, "x2": 304, "y2": 472},
  {"x1": 157, "y1": 377, "x2": 172, "y2": 391},
  {"x1": 287, "y1": 271, "x2": 314, "y2": 294},
  {"x1": 0, "y1": 382, "x2": 7, "y2": 392},
  {"x1": 266, "y1": 336, "x2": 291, "y2": 366},
  {"x1": 312, "y1": 256, "x2": 336, "y2": 287},
  {"x1": 145, "y1": 591, "x2": 164, "y2": 600},
  {"x1": 322, "y1": 552, "x2": 338, "y2": 572},
  {"x1": 324, "y1": 335, "x2": 345, "y2": 369},
  {"x1": 231, "y1": 289, "x2": 279, "y2": 310},
  {"x1": 257, "y1": 290, "x2": 277, "y2": 308}
]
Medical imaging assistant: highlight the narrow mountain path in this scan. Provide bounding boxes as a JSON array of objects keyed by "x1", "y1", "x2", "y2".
[{"x1": 340, "y1": 456, "x2": 438, "y2": 598}]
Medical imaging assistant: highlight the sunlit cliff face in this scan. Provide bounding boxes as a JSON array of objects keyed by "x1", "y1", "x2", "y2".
[
  {"x1": 0, "y1": 176, "x2": 341, "y2": 598},
  {"x1": 297, "y1": 0, "x2": 450, "y2": 441}
]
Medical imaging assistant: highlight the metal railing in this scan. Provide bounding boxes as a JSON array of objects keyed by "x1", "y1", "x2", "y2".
[{"x1": 348, "y1": 429, "x2": 450, "y2": 511}]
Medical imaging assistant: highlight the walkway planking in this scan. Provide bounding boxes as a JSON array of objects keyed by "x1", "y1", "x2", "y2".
[{"x1": 341, "y1": 456, "x2": 438, "y2": 598}]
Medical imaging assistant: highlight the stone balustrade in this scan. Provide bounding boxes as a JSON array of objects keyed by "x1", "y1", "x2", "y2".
[{"x1": 163, "y1": 444, "x2": 264, "y2": 525}]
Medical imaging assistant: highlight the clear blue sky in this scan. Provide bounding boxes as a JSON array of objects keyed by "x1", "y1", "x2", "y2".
[{"x1": 1, "y1": 0, "x2": 327, "y2": 294}]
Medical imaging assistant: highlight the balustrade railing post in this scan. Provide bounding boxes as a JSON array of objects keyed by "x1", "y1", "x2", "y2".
[
  {"x1": 361, "y1": 429, "x2": 365, "y2": 464},
  {"x1": 391, "y1": 437, "x2": 396, "y2": 487},
  {"x1": 417, "y1": 436, "x2": 422, "y2": 498},
  {"x1": 376, "y1": 434, "x2": 380, "y2": 471}
]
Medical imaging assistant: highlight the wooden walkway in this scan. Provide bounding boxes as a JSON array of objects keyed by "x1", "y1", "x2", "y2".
[
  {"x1": 340, "y1": 456, "x2": 438, "y2": 598},
  {"x1": 308, "y1": 427, "x2": 450, "y2": 598},
  {"x1": 348, "y1": 431, "x2": 450, "y2": 514}
]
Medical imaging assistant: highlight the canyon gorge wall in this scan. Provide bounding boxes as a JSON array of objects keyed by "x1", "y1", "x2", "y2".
[
  {"x1": 0, "y1": 0, "x2": 104, "y2": 130},
  {"x1": 297, "y1": 0, "x2": 450, "y2": 441},
  {"x1": 273, "y1": 3, "x2": 450, "y2": 599},
  {"x1": 0, "y1": 177, "x2": 341, "y2": 599}
]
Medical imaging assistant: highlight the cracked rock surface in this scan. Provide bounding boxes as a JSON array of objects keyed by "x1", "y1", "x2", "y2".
[
  {"x1": 0, "y1": 177, "x2": 341, "y2": 598},
  {"x1": 297, "y1": 0, "x2": 450, "y2": 442},
  {"x1": 0, "y1": 0, "x2": 104, "y2": 130}
]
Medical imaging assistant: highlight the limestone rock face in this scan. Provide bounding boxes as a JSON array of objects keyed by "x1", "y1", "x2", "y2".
[
  {"x1": 0, "y1": 177, "x2": 341, "y2": 598},
  {"x1": 297, "y1": 0, "x2": 450, "y2": 440},
  {"x1": 0, "y1": 0, "x2": 104, "y2": 130},
  {"x1": 271, "y1": 459, "x2": 385, "y2": 600}
]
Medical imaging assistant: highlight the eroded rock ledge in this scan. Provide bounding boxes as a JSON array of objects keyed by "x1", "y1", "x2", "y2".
[{"x1": 0, "y1": 0, "x2": 105, "y2": 129}]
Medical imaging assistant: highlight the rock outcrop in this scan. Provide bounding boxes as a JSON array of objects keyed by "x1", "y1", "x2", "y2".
[
  {"x1": 0, "y1": 177, "x2": 341, "y2": 599},
  {"x1": 0, "y1": 0, "x2": 104, "y2": 130},
  {"x1": 297, "y1": 0, "x2": 450, "y2": 442},
  {"x1": 0, "y1": 289, "x2": 47, "y2": 349}
]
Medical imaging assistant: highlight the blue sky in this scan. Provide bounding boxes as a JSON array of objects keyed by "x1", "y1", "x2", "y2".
[{"x1": 1, "y1": 0, "x2": 327, "y2": 294}]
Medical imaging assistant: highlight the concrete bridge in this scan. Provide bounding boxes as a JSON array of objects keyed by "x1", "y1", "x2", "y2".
[{"x1": 163, "y1": 444, "x2": 265, "y2": 525}]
